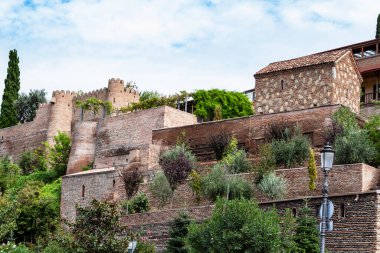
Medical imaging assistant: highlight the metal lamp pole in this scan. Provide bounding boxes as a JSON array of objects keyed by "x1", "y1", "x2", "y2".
[{"x1": 319, "y1": 143, "x2": 334, "y2": 253}]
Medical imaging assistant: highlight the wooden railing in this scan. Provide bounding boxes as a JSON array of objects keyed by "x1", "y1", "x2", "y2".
[{"x1": 362, "y1": 93, "x2": 380, "y2": 104}]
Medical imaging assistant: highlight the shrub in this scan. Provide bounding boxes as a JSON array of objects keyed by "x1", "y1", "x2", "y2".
[
  {"x1": 121, "y1": 169, "x2": 143, "y2": 199},
  {"x1": 166, "y1": 212, "x2": 191, "y2": 253},
  {"x1": 257, "y1": 172, "x2": 287, "y2": 200},
  {"x1": 187, "y1": 198, "x2": 282, "y2": 252},
  {"x1": 160, "y1": 144, "x2": 196, "y2": 191},
  {"x1": 0, "y1": 242, "x2": 31, "y2": 253},
  {"x1": 364, "y1": 115, "x2": 380, "y2": 166},
  {"x1": 334, "y1": 129, "x2": 377, "y2": 165},
  {"x1": 307, "y1": 148, "x2": 317, "y2": 191},
  {"x1": 188, "y1": 170, "x2": 202, "y2": 204},
  {"x1": 222, "y1": 149, "x2": 252, "y2": 174},
  {"x1": 271, "y1": 128, "x2": 309, "y2": 168},
  {"x1": 45, "y1": 131, "x2": 71, "y2": 177},
  {"x1": 202, "y1": 165, "x2": 252, "y2": 201},
  {"x1": 332, "y1": 107, "x2": 359, "y2": 133},
  {"x1": 123, "y1": 193, "x2": 150, "y2": 214},
  {"x1": 253, "y1": 144, "x2": 276, "y2": 183},
  {"x1": 0, "y1": 157, "x2": 20, "y2": 195},
  {"x1": 19, "y1": 148, "x2": 47, "y2": 175},
  {"x1": 264, "y1": 120, "x2": 292, "y2": 141},
  {"x1": 135, "y1": 241, "x2": 156, "y2": 253},
  {"x1": 208, "y1": 130, "x2": 232, "y2": 160},
  {"x1": 149, "y1": 172, "x2": 173, "y2": 206},
  {"x1": 293, "y1": 205, "x2": 320, "y2": 253},
  {"x1": 322, "y1": 120, "x2": 344, "y2": 145}
]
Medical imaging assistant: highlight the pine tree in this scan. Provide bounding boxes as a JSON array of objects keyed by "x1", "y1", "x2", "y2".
[
  {"x1": 166, "y1": 212, "x2": 191, "y2": 253},
  {"x1": 294, "y1": 205, "x2": 320, "y2": 253},
  {"x1": 376, "y1": 14, "x2": 380, "y2": 39},
  {"x1": 0, "y1": 50, "x2": 20, "y2": 128}
]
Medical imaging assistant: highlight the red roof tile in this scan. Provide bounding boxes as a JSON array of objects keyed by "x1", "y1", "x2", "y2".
[{"x1": 255, "y1": 49, "x2": 350, "y2": 75}]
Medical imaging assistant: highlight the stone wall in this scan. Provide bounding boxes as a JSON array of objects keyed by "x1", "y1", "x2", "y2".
[
  {"x1": 332, "y1": 53, "x2": 362, "y2": 114},
  {"x1": 93, "y1": 106, "x2": 197, "y2": 169},
  {"x1": 152, "y1": 105, "x2": 341, "y2": 161},
  {"x1": 361, "y1": 105, "x2": 380, "y2": 118},
  {"x1": 0, "y1": 104, "x2": 50, "y2": 160},
  {"x1": 254, "y1": 52, "x2": 361, "y2": 115}
]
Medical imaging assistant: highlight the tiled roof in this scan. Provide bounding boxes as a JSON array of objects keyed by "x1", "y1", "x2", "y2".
[{"x1": 255, "y1": 49, "x2": 350, "y2": 75}]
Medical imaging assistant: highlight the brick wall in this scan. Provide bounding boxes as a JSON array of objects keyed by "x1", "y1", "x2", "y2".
[
  {"x1": 0, "y1": 104, "x2": 50, "y2": 160},
  {"x1": 152, "y1": 105, "x2": 341, "y2": 161}
]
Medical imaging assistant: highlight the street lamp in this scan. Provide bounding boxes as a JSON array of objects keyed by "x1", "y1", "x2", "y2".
[
  {"x1": 320, "y1": 142, "x2": 335, "y2": 253},
  {"x1": 128, "y1": 240, "x2": 137, "y2": 253}
]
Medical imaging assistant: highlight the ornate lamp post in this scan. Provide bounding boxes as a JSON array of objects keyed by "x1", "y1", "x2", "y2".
[{"x1": 320, "y1": 143, "x2": 335, "y2": 253}]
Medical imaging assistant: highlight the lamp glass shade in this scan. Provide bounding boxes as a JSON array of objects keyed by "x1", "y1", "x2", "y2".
[{"x1": 321, "y1": 150, "x2": 334, "y2": 170}]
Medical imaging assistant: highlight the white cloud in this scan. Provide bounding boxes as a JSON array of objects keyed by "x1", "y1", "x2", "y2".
[{"x1": 0, "y1": 0, "x2": 379, "y2": 100}]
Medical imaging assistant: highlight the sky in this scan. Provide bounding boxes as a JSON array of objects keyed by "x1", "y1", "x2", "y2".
[{"x1": 0, "y1": 0, "x2": 380, "y2": 99}]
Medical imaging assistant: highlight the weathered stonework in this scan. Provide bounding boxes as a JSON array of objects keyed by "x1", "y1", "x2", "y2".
[{"x1": 254, "y1": 51, "x2": 362, "y2": 114}]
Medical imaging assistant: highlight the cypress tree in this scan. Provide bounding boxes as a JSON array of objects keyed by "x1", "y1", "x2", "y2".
[
  {"x1": 376, "y1": 14, "x2": 380, "y2": 39},
  {"x1": 0, "y1": 50, "x2": 20, "y2": 128}
]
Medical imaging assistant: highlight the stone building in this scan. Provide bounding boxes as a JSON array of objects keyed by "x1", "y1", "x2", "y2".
[{"x1": 254, "y1": 49, "x2": 362, "y2": 114}]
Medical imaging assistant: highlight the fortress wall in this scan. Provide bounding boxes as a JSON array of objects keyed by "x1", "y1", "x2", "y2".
[
  {"x1": 332, "y1": 53, "x2": 362, "y2": 114},
  {"x1": 0, "y1": 104, "x2": 50, "y2": 160},
  {"x1": 93, "y1": 106, "x2": 197, "y2": 169},
  {"x1": 152, "y1": 105, "x2": 341, "y2": 161},
  {"x1": 72, "y1": 88, "x2": 108, "y2": 122},
  {"x1": 66, "y1": 121, "x2": 98, "y2": 174}
]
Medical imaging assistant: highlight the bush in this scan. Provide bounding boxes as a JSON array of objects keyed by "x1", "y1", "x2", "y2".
[
  {"x1": 334, "y1": 129, "x2": 377, "y2": 165},
  {"x1": 149, "y1": 172, "x2": 173, "y2": 207},
  {"x1": 19, "y1": 148, "x2": 47, "y2": 175},
  {"x1": 364, "y1": 115, "x2": 380, "y2": 166},
  {"x1": 45, "y1": 131, "x2": 71, "y2": 177},
  {"x1": 0, "y1": 157, "x2": 20, "y2": 195},
  {"x1": 271, "y1": 128, "x2": 309, "y2": 168},
  {"x1": 322, "y1": 120, "x2": 344, "y2": 145},
  {"x1": 188, "y1": 170, "x2": 202, "y2": 204},
  {"x1": 222, "y1": 149, "x2": 252, "y2": 174},
  {"x1": 253, "y1": 144, "x2": 276, "y2": 183},
  {"x1": 0, "y1": 242, "x2": 31, "y2": 253},
  {"x1": 187, "y1": 198, "x2": 282, "y2": 252},
  {"x1": 293, "y1": 206, "x2": 320, "y2": 253},
  {"x1": 135, "y1": 241, "x2": 156, "y2": 253},
  {"x1": 208, "y1": 130, "x2": 232, "y2": 160},
  {"x1": 264, "y1": 120, "x2": 292, "y2": 141},
  {"x1": 332, "y1": 107, "x2": 359, "y2": 133},
  {"x1": 121, "y1": 169, "x2": 143, "y2": 199},
  {"x1": 123, "y1": 193, "x2": 150, "y2": 214},
  {"x1": 166, "y1": 212, "x2": 191, "y2": 253},
  {"x1": 202, "y1": 165, "x2": 252, "y2": 201},
  {"x1": 257, "y1": 172, "x2": 287, "y2": 200},
  {"x1": 160, "y1": 144, "x2": 196, "y2": 191}
]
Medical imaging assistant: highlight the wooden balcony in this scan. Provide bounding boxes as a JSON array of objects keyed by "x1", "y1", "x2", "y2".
[{"x1": 361, "y1": 92, "x2": 380, "y2": 104}]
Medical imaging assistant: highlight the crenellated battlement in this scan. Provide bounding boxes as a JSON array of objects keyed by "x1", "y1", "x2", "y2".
[{"x1": 74, "y1": 88, "x2": 108, "y2": 101}]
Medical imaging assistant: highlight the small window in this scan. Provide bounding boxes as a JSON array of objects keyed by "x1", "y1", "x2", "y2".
[
  {"x1": 292, "y1": 208, "x2": 297, "y2": 217},
  {"x1": 339, "y1": 203, "x2": 345, "y2": 218},
  {"x1": 281, "y1": 80, "x2": 284, "y2": 90},
  {"x1": 113, "y1": 98, "x2": 115, "y2": 103},
  {"x1": 113, "y1": 179, "x2": 116, "y2": 188},
  {"x1": 82, "y1": 185, "x2": 85, "y2": 199}
]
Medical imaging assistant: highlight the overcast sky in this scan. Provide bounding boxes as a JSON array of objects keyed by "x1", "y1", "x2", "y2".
[{"x1": 0, "y1": 0, "x2": 380, "y2": 100}]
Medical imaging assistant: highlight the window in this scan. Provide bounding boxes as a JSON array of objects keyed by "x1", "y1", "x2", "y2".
[
  {"x1": 292, "y1": 208, "x2": 297, "y2": 217},
  {"x1": 339, "y1": 203, "x2": 345, "y2": 218},
  {"x1": 281, "y1": 80, "x2": 284, "y2": 90},
  {"x1": 113, "y1": 98, "x2": 115, "y2": 103},
  {"x1": 81, "y1": 185, "x2": 85, "y2": 199},
  {"x1": 113, "y1": 179, "x2": 116, "y2": 188}
]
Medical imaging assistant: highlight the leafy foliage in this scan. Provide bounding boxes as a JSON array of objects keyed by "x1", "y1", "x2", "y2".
[
  {"x1": 15, "y1": 89, "x2": 47, "y2": 123},
  {"x1": 253, "y1": 144, "x2": 276, "y2": 184},
  {"x1": 281, "y1": 208, "x2": 298, "y2": 252},
  {"x1": 322, "y1": 119, "x2": 344, "y2": 145},
  {"x1": 188, "y1": 170, "x2": 202, "y2": 204},
  {"x1": 222, "y1": 149, "x2": 252, "y2": 174},
  {"x1": 332, "y1": 107, "x2": 359, "y2": 133},
  {"x1": 123, "y1": 192, "x2": 150, "y2": 214},
  {"x1": 160, "y1": 144, "x2": 196, "y2": 191},
  {"x1": 69, "y1": 199, "x2": 129, "y2": 253},
  {"x1": 270, "y1": 126, "x2": 310, "y2": 168},
  {"x1": 257, "y1": 172, "x2": 287, "y2": 200},
  {"x1": 45, "y1": 131, "x2": 72, "y2": 177},
  {"x1": 208, "y1": 130, "x2": 232, "y2": 160},
  {"x1": 213, "y1": 104, "x2": 222, "y2": 121},
  {"x1": 0, "y1": 242, "x2": 31, "y2": 253},
  {"x1": 307, "y1": 148, "x2": 317, "y2": 191},
  {"x1": 166, "y1": 212, "x2": 191, "y2": 253},
  {"x1": 364, "y1": 115, "x2": 380, "y2": 166},
  {"x1": 264, "y1": 120, "x2": 292, "y2": 141},
  {"x1": 76, "y1": 97, "x2": 113, "y2": 120},
  {"x1": 139, "y1": 91, "x2": 161, "y2": 101},
  {"x1": 376, "y1": 13, "x2": 380, "y2": 39},
  {"x1": 135, "y1": 241, "x2": 156, "y2": 253},
  {"x1": 121, "y1": 169, "x2": 143, "y2": 199},
  {"x1": 149, "y1": 172, "x2": 173, "y2": 206},
  {"x1": 334, "y1": 129, "x2": 376, "y2": 165},
  {"x1": 202, "y1": 165, "x2": 252, "y2": 201},
  {"x1": 19, "y1": 148, "x2": 48, "y2": 175},
  {"x1": 0, "y1": 49, "x2": 20, "y2": 128},
  {"x1": 193, "y1": 89, "x2": 254, "y2": 121},
  {"x1": 187, "y1": 198, "x2": 282, "y2": 252},
  {"x1": 0, "y1": 157, "x2": 20, "y2": 195}
]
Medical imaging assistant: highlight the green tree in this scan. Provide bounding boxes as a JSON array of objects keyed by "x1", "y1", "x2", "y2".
[
  {"x1": 376, "y1": 14, "x2": 380, "y2": 39},
  {"x1": 139, "y1": 91, "x2": 161, "y2": 101},
  {"x1": 293, "y1": 206, "x2": 320, "y2": 253},
  {"x1": 0, "y1": 49, "x2": 20, "y2": 128},
  {"x1": 307, "y1": 148, "x2": 317, "y2": 191},
  {"x1": 0, "y1": 157, "x2": 20, "y2": 195},
  {"x1": 45, "y1": 131, "x2": 72, "y2": 177},
  {"x1": 149, "y1": 172, "x2": 173, "y2": 207},
  {"x1": 187, "y1": 198, "x2": 282, "y2": 252},
  {"x1": 364, "y1": 115, "x2": 380, "y2": 166},
  {"x1": 69, "y1": 199, "x2": 129, "y2": 253},
  {"x1": 15, "y1": 89, "x2": 47, "y2": 123},
  {"x1": 193, "y1": 89, "x2": 254, "y2": 121},
  {"x1": 166, "y1": 212, "x2": 191, "y2": 253}
]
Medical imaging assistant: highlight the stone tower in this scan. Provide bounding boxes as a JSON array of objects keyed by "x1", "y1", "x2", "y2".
[{"x1": 107, "y1": 78, "x2": 139, "y2": 109}]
